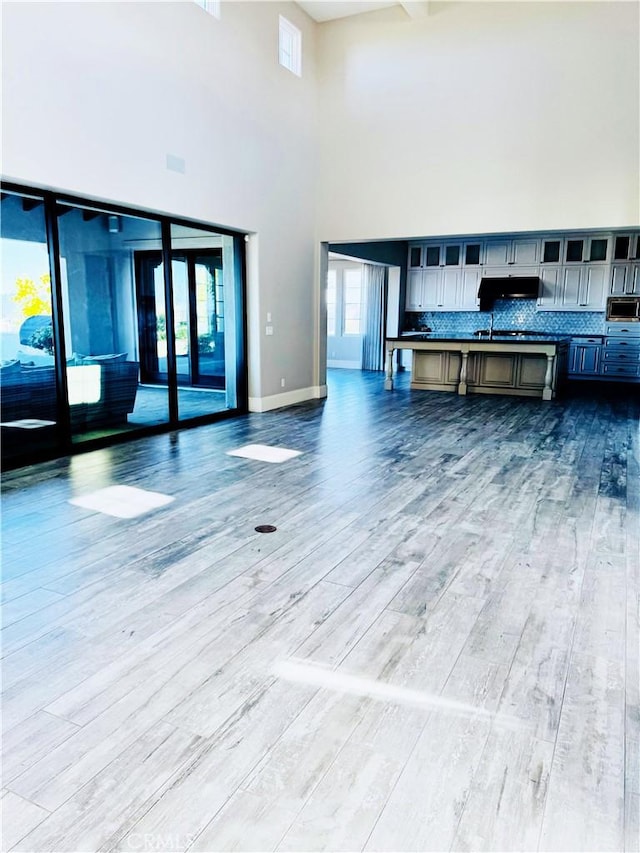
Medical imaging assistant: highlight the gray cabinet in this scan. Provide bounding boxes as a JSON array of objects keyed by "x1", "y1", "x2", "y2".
[
  {"x1": 568, "y1": 337, "x2": 602, "y2": 376},
  {"x1": 558, "y1": 266, "x2": 607, "y2": 310},
  {"x1": 602, "y1": 323, "x2": 640, "y2": 380},
  {"x1": 610, "y1": 263, "x2": 640, "y2": 296},
  {"x1": 484, "y1": 237, "x2": 540, "y2": 266},
  {"x1": 406, "y1": 269, "x2": 425, "y2": 310}
]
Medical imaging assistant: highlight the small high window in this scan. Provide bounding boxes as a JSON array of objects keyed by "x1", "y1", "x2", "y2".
[
  {"x1": 194, "y1": 0, "x2": 220, "y2": 18},
  {"x1": 279, "y1": 16, "x2": 302, "y2": 76}
]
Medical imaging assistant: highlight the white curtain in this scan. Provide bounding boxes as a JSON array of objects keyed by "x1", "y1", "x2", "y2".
[{"x1": 361, "y1": 264, "x2": 387, "y2": 371}]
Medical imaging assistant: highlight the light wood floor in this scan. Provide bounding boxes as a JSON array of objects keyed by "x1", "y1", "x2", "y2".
[{"x1": 1, "y1": 371, "x2": 638, "y2": 852}]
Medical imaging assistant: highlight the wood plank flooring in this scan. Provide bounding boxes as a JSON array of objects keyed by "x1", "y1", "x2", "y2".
[{"x1": 1, "y1": 370, "x2": 639, "y2": 852}]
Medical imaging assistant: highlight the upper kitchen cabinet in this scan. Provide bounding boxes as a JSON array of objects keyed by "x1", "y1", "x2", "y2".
[
  {"x1": 463, "y1": 242, "x2": 482, "y2": 267},
  {"x1": 610, "y1": 233, "x2": 640, "y2": 296},
  {"x1": 611, "y1": 264, "x2": 640, "y2": 296},
  {"x1": 406, "y1": 269, "x2": 426, "y2": 310},
  {"x1": 408, "y1": 244, "x2": 424, "y2": 269},
  {"x1": 558, "y1": 266, "x2": 607, "y2": 310},
  {"x1": 484, "y1": 237, "x2": 540, "y2": 267},
  {"x1": 612, "y1": 233, "x2": 640, "y2": 262},
  {"x1": 538, "y1": 264, "x2": 607, "y2": 311},
  {"x1": 407, "y1": 241, "x2": 463, "y2": 270},
  {"x1": 406, "y1": 240, "x2": 477, "y2": 310},
  {"x1": 563, "y1": 234, "x2": 610, "y2": 264}
]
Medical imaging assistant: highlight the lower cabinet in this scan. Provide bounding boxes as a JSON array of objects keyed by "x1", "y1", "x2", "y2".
[
  {"x1": 568, "y1": 338, "x2": 602, "y2": 377},
  {"x1": 602, "y1": 323, "x2": 640, "y2": 380},
  {"x1": 411, "y1": 350, "x2": 557, "y2": 397},
  {"x1": 412, "y1": 351, "x2": 461, "y2": 389},
  {"x1": 469, "y1": 353, "x2": 549, "y2": 396},
  {"x1": 567, "y1": 328, "x2": 640, "y2": 382}
]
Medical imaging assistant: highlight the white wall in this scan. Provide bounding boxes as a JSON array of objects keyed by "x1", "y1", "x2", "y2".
[
  {"x1": 317, "y1": 2, "x2": 639, "y2": 242},
  {"x1": 1, "y1": 0, "x2": 322, "y2": 408}
]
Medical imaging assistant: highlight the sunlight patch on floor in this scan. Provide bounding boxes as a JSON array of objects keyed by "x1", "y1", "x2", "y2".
[
  {"x1": 227, "y1": 444, "x2": 302, "y2": 463},
  {"x1": 69, "y1": 485, "x2": 175, "y2": 518},
  {"x1": 274, "y1": 657, "x2": 520, "y2": 729}
]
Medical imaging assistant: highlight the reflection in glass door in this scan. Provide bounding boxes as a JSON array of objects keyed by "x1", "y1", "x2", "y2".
[
  {"x1": 136, "y1": 253, "x2": 167, "y2": 383},
  {"x1": 0, "y1": 191, "x2": 60, "y2": 466},
  {"x1": 135, "y1": 239, "x2": 236, "y2": 421},
  {"x1": 169, "y1": 253, "x2": 225, "y2": 390},
  {"x1": 171, "y1": 257, "x2": 191, "y2": 385},
  {"x1": 194, "y1": 255, "x2": 225, "y2": 388}
]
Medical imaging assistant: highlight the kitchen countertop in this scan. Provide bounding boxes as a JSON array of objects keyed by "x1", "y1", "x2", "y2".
[{"x1": 392, "y1": 332, "x2": 572, "y2": 343}]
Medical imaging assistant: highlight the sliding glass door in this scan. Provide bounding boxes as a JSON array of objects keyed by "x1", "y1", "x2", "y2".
[{"x1": 1, "y1": 183, "x2": 247, "y2": 469}]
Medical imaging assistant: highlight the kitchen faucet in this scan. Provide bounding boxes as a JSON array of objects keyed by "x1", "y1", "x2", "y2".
[{"x1": 489, "y1": 312, "x2": 494, "y2": 339}]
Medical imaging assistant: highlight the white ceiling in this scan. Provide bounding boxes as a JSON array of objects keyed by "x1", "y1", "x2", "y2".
[{"x1": 296, "y1": 2, "x2": 401, "y2": 23}]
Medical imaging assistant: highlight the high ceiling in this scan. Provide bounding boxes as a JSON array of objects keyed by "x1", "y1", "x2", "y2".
[{"x1": 296, "y1": 2, "x2": 425, "y2": 23}]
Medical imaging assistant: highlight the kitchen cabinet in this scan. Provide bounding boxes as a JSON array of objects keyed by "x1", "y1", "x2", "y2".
[
  {"x1": 538, "y1": 265, "x2": 606, "y2": 311},
  {"x1": 463, "y1": 242, "x2": 482, "y2": 266},
  {"x1": 559, "y1": 266, "x2": 607, "y2": 310},
  {"x1": 612, "y1": 233, "x2": 640, "y2": 262},
  {"x1": 541, "y1": 239, "x2": 562, "y2": 264},
  {"x1": 408, "y1": 241, "x2": 463, "y2": 270},
  {"x1": 601, "y1": 323, "x2": 640, "y2": 380},
  {"x1": 460, "y1": 269, "x2": 481, "y2": 310},
  {"x1": 484, "y1": 238, "x2": 540, "y2": 267},
  {"x1": 413, "y1": 350, "x2": 461, "y2": 389},
  {"x1": 408, "y1": 244, "x2": 423, "y2": 269},
  {"x1": 563, "y1": 235, "x2": 609, "y2": 264},
  {"x1": 423, "y1": 268, "x2": 445, "y2": 308},
  {"x1": 537, "y1": 266, "x2": 562, "y2": 310},
  {"x1": 406, "y1": 269, "x2": 426, "y2": 310},
  {"x1": 610, "y1": 263, "x2": 640, "y2": 296},
  {"x1": 568, "y1": 337, "x2": 602, "y2": 376},
  {"x1": 406, "y1": 266, "x2": 477, "y2": 311}
]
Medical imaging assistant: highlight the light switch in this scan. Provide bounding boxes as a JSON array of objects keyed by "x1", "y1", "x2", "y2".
[
  {"x1": 266, "y1": 326, "x2": 274, "y2": 336},
  {"x1": 267, "y1": 312, "x2": 272, "y2": 322}
]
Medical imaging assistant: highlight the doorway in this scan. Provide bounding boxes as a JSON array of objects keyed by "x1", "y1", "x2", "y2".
[{"x1": 136, "y1": 249, "x2": 225, "y2": 390}]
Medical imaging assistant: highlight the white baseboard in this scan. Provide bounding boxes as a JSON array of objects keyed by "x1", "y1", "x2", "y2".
[
  {"x1": 327, "y1": 360, "x2": 361, "y2": 369},
  {"x1": 248, "y1": 385, "x2": 328, "y2": 413}
]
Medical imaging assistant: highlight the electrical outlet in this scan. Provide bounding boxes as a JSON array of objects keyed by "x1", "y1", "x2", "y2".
[
  {"x1": 281, "y1": 378, "x2": 286, "y2": 388},
  {"x1": 266, "y1": 326, "x2": 274, "y2": 336}
]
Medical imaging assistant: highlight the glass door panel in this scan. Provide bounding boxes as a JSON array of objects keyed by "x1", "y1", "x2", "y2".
[
  {"x1": 171, "y1": 257, "x2": 191, "y2": 385},
  {"x1": 194, "y1": 255, "x2": 224, "y2": 387},
  {"x1": 0, "y1": 191, "x2": 60, "y2": 466},
  {"x1": 57, "y1": 203, "x2": 168, "y2": 442},
  {"x1": 170, "y1": 224, "x2": 239, "y2": 420}
]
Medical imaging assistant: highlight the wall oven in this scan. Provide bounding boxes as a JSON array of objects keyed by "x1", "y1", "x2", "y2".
[{"x1": 607, "y1": 296, "x2": 640, "y2": 321}]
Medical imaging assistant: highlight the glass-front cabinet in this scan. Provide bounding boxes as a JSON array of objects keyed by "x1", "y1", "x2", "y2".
[{"x1": 610, "y1": 233, "x2": 640, "y2": 296}]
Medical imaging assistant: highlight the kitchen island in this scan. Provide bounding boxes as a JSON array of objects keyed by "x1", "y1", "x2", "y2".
[{"x1": 385, "y1": 333, "x2": 569, "y2": 400}]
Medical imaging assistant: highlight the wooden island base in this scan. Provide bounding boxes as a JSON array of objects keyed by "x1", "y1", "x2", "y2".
[{"x1": 385, "y1": 339, "x2": 568, "y2": 401}]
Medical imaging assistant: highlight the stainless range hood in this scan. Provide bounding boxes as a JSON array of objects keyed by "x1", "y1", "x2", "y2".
[{"x1": 477, "y1": 276, "x2": 540, "y2": 311}]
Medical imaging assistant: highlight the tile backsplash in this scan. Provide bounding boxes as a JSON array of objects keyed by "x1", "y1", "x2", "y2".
[{"x1": 406, "y1": 300, "x2": 605, "y2": 335}]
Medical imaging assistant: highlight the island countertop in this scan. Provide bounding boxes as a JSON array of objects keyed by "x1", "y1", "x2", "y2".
[{"x1": 390, "y1": 332, "x2": 572, "y2": 343}]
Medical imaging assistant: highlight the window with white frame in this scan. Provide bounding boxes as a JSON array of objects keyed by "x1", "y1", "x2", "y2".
[
  {"x1": 326, "y1": 270, "x2": 337, "y2": 337},
  {"x1": 279, "y1": 16, "x2": 302, "y2": 76},
  {"x1": 327, "y1": 264, "x2": 364, "y2": 337},
  {"x1": 343, "y1": 269, "x2": 363, "y2": 335},
  {"x1": 194, "y1": 0, "x2": 220, "y2": 18}
]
